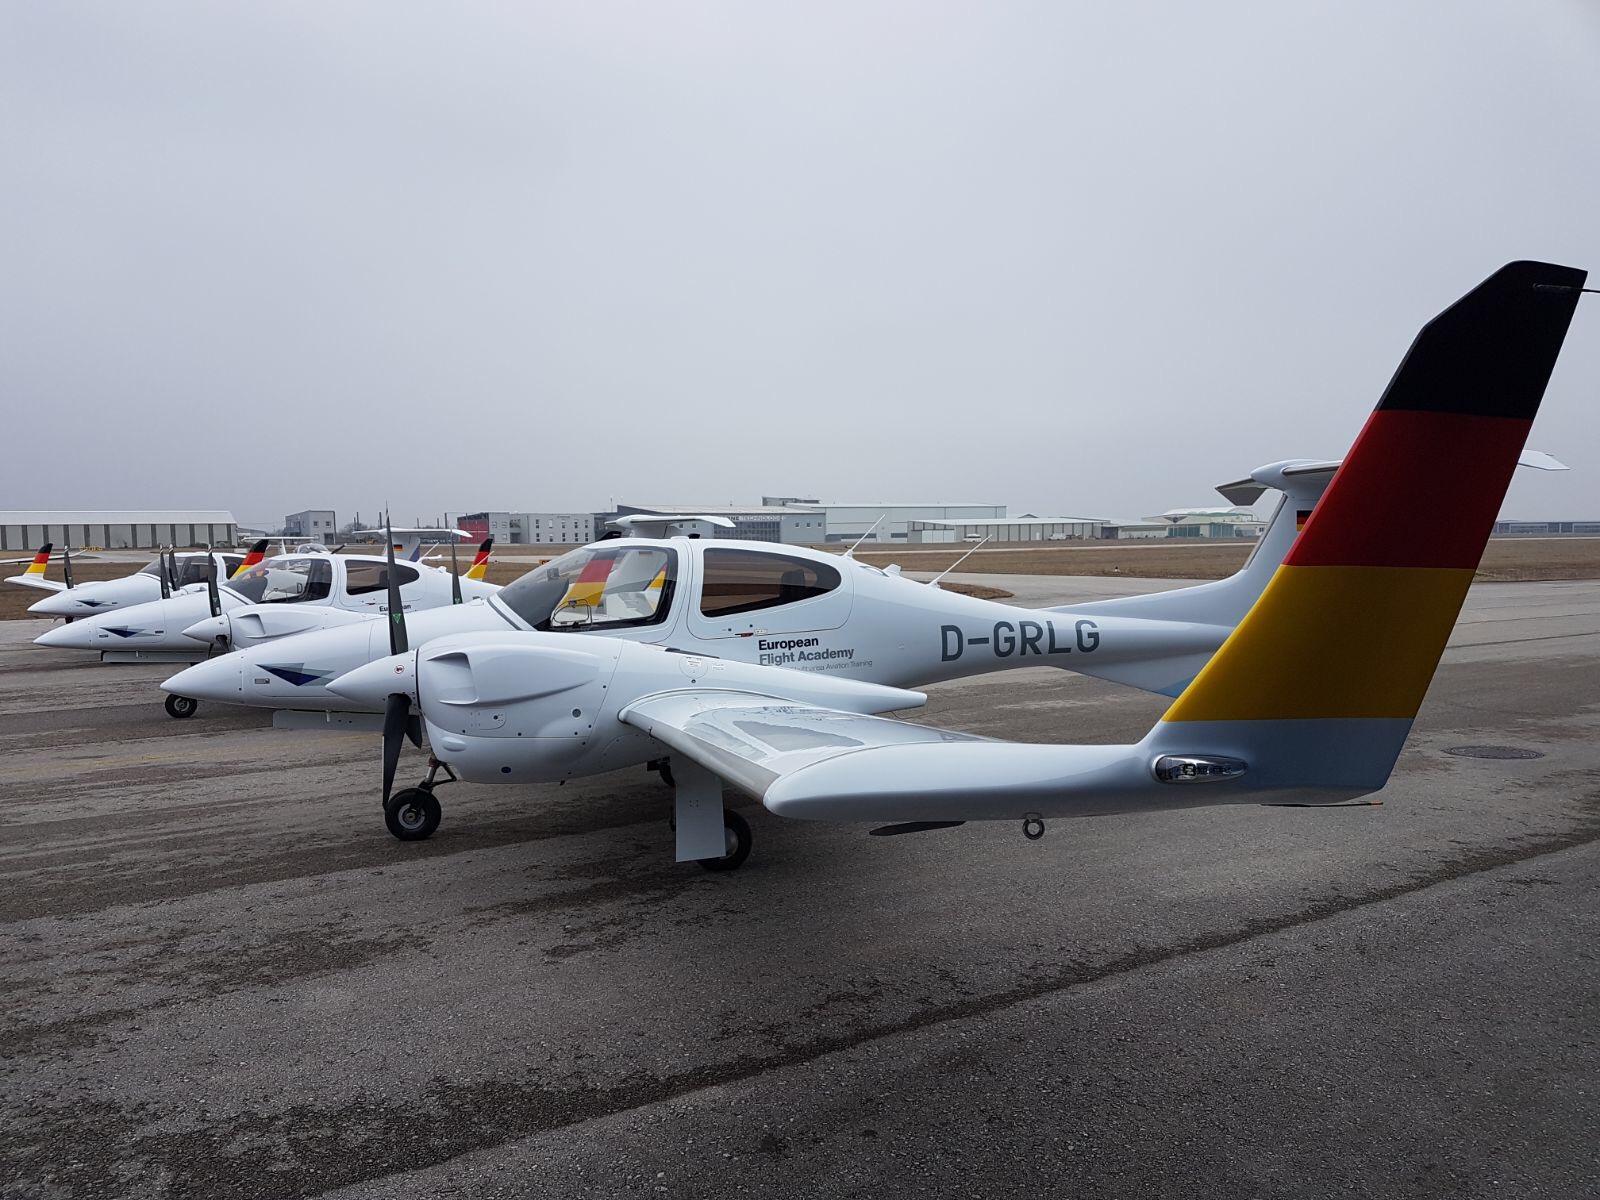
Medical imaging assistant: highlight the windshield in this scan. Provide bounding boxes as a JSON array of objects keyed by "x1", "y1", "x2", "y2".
[
  {"x1": 496, "y1": 545, "x2": 676, "y2": 631},
  {"x1": 137, "y1": 556, "x2": 224, "y2": 588},
  {"x1": 226, "y1": 556, "x2": 333, "y2": 604}
]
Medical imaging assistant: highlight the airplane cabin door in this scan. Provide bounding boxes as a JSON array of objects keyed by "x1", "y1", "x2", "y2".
[{"x1": 686, "y1": 547, "x2": 853, "y2": 640}]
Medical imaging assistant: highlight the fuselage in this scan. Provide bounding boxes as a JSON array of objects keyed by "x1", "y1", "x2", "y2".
[
  {"x1": 35, "y1": 552, "x2": 497, "y2": 657},
  {"x1": 25, "y1": 553, "x2": 244, "y2": 618},
  {"x1": 163, "y1": 537, "x2": 1230, "y2": 713}
]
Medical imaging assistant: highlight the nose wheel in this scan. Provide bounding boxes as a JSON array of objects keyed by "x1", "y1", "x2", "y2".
[
  {"x1": 383, "y1": 758, "x2": 456, "y2": 841},
  {"x1": 384, "y1": 787, "x2": 442, "y2": 841},
  {"x1": 164, "y1": 694, "x2": 198, "y2": 719}
]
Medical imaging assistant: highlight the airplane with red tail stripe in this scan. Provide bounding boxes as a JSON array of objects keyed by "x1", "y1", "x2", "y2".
[{"x1": 306, "y1": 261, "x2": 1586, "y2": 863}]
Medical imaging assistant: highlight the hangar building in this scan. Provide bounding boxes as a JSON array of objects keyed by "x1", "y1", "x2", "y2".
[
  {"x1": 764, "y1": 499, "x2": 1007, "y2": 543},
  {"x1": 0, "y1": 511, "x2": 239, "y2": 551},
  {"x1": 906, "y1": 516, "x2": 1108, "y2": 543}
]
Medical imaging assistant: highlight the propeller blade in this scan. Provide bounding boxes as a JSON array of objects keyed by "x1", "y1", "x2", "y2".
[
  {"x1": 158, "y1": 549, "x2": 171, "y2": 599},
  {"x1": 206, "y1": 553, "x2": 222, "y2": 618},
  {"x1": 450, "y1": 538, "x2": 462, "y2": 604},
  {"x1": 62, "y1": 544, "x2": 75, "y2": 590},
  {"x1": 381, "y1": 692, "x2": 410, "y2": 803},
  {"x1": 384, "y1": 513, "x2": 408, "y2": 655}
]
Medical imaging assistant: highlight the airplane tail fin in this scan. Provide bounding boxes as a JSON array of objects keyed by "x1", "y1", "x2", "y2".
[
  {"x1": 232, "y1": 539, "x2": 269, "y2": 578},
  {"x1": 1145, "y1": 260, "x2": 1585, "y2": 800},
  {"x1": 465, "y1": 538, "x2": 493, "y2": 581},
  {"x1": 24, "y1": 543, "x2": 52, "y2": 577},
  {"x1": 1059, "y1": 461, "x2": 1336, "y2": 629}
]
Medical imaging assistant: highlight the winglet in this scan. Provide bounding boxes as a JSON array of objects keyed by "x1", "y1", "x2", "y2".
[
  {"x1": 23, "y1": 543, "x2": 52, "y2": 577},
  {"x1": 465, "y1": 537, "x2": 494, "y2": 581}
]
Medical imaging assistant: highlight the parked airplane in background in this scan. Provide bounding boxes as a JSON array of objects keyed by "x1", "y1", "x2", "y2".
[
  {"x1": 181, "y1": 538, "x2": 494, "y2": 655},
  {"x1": 316, "y1": 261, "x2": 1584, "y2": 865},
  {"x1": 351, "y1": 526, "x2": 472, "y2": 561},
  {"x1": 8, "y1": 541, "x2": 268, "y2": 618},
  {"x1": 34, "y1": 539, "x2": 496, "y2": 716}
]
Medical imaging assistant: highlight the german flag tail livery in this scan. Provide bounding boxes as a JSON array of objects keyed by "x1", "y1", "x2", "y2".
[
  {"x1": 232, "y1": 539, "x2": 270, "y2": 578},
  {"x1": 24, "y1": 543, "x2": 52, "y2": 577},
  {"x1": 465, "y1": 538, "x2": 493, "y2": 582},
  {"x1": 1147, "y1": 260, "x2": 1585, "y2": 801}
]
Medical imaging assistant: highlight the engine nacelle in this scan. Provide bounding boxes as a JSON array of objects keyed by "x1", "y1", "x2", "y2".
[{"x1": 417, "y1": 635, "x2": 625, "y2": 783}]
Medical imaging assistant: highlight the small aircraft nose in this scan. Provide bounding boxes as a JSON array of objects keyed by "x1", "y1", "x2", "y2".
[
  {"x1": 162, "y1": 656, "x2": 241, "y2": 703},
  {"x1": 326, "y1": 653, "x2": 415, "y2": 708},
  {"x1": 183, "y1": 615, "x2": 230, "y2": 645},
  {"x1": 33, "y1": 621, "x2": 98, "y2": 649},
  {"x1": 28, "y1": 593, "x2": 78, "y2": 616}
]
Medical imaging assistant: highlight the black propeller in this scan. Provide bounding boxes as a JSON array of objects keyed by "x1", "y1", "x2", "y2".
[
  {"x1": 449, "y1": 537, "x2": 463, "y2": 605},
  {"x1": 157, "y1": 548, "x2": 172, "y2": 599},
  {"x1": 379, "y1": 513, "x2": 422, "y2": 804},
  {"x1": 205, "y1": 551, "x2": 222, "y2": 618},
  {"x1": 201, "y1": 551, "x2": 228, "y2": 657},
  {"x1": 61, "y1": 544, "x2": 75, "y2": 591}
]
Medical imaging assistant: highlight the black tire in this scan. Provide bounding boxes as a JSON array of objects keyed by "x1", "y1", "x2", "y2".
[
  {"x1": 384, "y1": 788, "x2": 442, "y2": 841},
  {"x1": 165, "y1": 694, "x2": 198, "y2": 719},
  {"x1": 698, "y1": 809, "x2": 752, "y2": 872}
]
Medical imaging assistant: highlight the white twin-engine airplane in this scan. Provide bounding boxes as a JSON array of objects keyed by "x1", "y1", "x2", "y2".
[
  {"x1": 9, "y1": 541, "x2": 268, "y2": 618},
  {"x1": 33, "y1": 540, "x2": 496, "y2": 716},
  {"x1": 282, "y1": 260, "x2": 1587, "y2": 865},
  {"x1": 163, "y1": 461, "x2": 1331, "y2": 739}
]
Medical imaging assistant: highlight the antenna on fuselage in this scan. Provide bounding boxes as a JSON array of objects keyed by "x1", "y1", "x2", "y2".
[
  {"x1": 927, "y1": 535, "x2": 992, "y2": 589},
  {"x1": 842, "y1": 514, "x2": 886, "y2": 558}
]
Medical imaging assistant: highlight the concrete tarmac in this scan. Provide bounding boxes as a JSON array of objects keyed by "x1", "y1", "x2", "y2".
[{"x1": 2, "y1": 579, "x2": 1597, "y2": 1199}]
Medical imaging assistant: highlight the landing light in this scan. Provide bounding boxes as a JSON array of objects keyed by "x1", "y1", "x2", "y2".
[{"x1": 1152, "y1": 755, "x2": 1247, "y2": 784}]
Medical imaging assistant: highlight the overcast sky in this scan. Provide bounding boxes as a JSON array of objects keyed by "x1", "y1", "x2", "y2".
[{"x1": 3, "y1": 1, "x2": 1598, "y2": 529}]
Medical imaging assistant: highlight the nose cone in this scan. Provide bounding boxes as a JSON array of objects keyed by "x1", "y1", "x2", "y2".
[
  {"x1": 326, "y1": 653, "x2": 415, "y2": 708},
  {"x1": 162, "y1": 656, "x2": 242, "y2": 703},
  {"x1": 34, "y1": 621, "x2": 98, "y2": 649},
  {"x1": 183, "y1": 615, "x2": 230, "y2": 645},
  {"x1": 29, "y1": 593, "x2": 80, "y2": 616}
]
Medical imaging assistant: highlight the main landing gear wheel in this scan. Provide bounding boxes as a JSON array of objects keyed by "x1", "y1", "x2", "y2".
[
  {"x1": 384, "y1": 788, "x2": 442, "y2": 841},
  {"x1": 697, "y1": 810, "x2": 752, "y2": 873},
  {"x1": 164, "y1": 694, "x2": 198, "y2": 719}
]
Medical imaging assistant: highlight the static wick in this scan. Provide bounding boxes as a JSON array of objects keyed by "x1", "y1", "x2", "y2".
[{"x1": 1532, "y1": 284, "x2": 1600, "y2": 294}]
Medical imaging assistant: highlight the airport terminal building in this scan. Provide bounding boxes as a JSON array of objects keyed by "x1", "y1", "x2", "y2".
[{"x1": 0, "y1": 510, "x2": 239, "y2": 551}]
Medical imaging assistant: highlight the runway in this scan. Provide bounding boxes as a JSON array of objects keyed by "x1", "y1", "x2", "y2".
[{"x1": 3, "y1": 579, "x2": 1597, "y2": 1198}]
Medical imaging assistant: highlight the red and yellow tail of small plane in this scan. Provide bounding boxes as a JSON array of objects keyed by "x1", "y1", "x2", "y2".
[
  {"x1": 232, "y1": 539, "x2": 270, "y2": 578},
  {"x1": 23, "y1": 543, "x2": 53, "y2": 577},
  {"x1": 465, "y1": 538, "x2": 493, "y2": 581},
  {"x1": 1155, "y1": 260, "x2": 1586, "y2": 797}
]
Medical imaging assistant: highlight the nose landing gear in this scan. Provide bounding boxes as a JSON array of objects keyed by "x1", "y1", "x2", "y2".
[
  {"x1": 164, "y1": 694, "x2": 198, "y2": 719},
  {"x1": 383, "y1": 757, "x2": 458, "y2": 841}
]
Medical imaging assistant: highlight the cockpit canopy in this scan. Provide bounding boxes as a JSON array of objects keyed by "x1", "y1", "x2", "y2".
[
  {"x1": 227, "y1": 557, "x2": 334, "y2": 604},
  {"x1": 138, "y1": 556, "x2": 244, "y2": 589},
  {"x1": 496, "y1": 544, "x2": 676, "y2": 631}
]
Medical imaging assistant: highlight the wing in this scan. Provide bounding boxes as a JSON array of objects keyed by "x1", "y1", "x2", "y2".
[{"x1": 619, "y1": 690, "x2": 988, "y2": 803}]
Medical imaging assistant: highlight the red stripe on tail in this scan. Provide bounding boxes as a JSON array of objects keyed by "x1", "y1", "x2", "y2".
[{"x1": 1286, "y1": 409, "x2": 1532, "y2": 570}]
